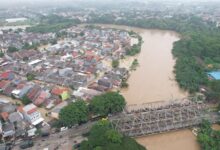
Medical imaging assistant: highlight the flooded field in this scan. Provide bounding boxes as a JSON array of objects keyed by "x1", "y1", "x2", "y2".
[{"x1": 97, "y1": 24, "x2": 199, "y2": 150}]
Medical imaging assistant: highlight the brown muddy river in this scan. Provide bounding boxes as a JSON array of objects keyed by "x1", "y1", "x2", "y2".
[
  {"x1": 97, "y1": 24, "x2": 200, "y2": 150},
  {"x1": 120, "y1": 27, "x2": 188, "y2": 104}
]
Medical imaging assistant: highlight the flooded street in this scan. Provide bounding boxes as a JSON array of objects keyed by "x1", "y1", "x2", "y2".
[{"x1": 97, "y1": 24, "x2": 199, "y2": 150}]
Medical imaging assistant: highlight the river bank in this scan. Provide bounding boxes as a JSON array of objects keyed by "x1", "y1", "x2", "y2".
[{"x1": 95, "y1": 24, "x2": 200, "y2": 150}]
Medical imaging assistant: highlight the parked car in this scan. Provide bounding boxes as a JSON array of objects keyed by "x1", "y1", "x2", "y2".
[
  {"x1": 60, "y1": 127, "x2": 68, "y2": 132},
  {"x1": 19, "y1": 140, "x2": 34, "y2": 149},
  {"x1": 41, "y1": 132, "x2": 50, "y2": 137}
]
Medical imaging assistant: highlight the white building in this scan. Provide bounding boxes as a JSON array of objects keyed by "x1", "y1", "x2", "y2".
[
  {"x1": 6, "y1": 18, "x2": 27, "y2": 23},
  {"x1": 22, "y1": 103, "x2": 44, "y2": 126}
]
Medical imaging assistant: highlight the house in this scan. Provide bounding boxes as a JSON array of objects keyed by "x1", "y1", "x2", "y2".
[
  {"x1": 11, "y1": 83, "x2": 33, "y2": 99},
  {"x1": 50, "y1": 101, "x2": 68, "y2": 119},
  {"x1": 1, "y1": 112, "x2": 9, "y2": 121},
  {"x1": 0, "y1": 80, "x2": 10, "y2": 91},
  {"x1": 2, "y1": 123, "x2": 15, "y2": 138},
  {"x1": 60, "y1": 91, "x2": 70, "y2": 101},
  {"x1": 28, "y1": 59, "x2": 43, "y2": 67},
  {"x1": 22, "y1": 104, "x2": 44, "y2": 126},
  {"x1": 33, "y1": 91, "x2": 49, "y2": 106},
  {"x1": 97, "y1": 78, "x2": 113, "y2": 89},
  {"x1": 10, "y1": 49, "x2": 38, "y2": 60},
  {"x1": 58, "y1": 68, "x2": 73, "y2": 77},
  {"x1": 88, "y1": 82, "x2": 109, "y2": 92},
  {"x1": 26, "y1": 85, "x2": 41, "y2": 101},
  {"x1": 0, "y1": 104, "x2": 16, "y2": 114},
  {"x1": 8, "y1": 112, "x2": 23, "y2": 123},
  {"x1": 113, "y1": 68, "x2": 129, "y2": 79},
  {"x1": 73, "y1": 87, "x2": 101, "y2": 100},
  {"x1": 2, "y1": 85, "x2": 15, "y2": 96},
  {"x1": 0, "y1": 71, "x2": 14, "y2": 80},
  {"x1": 51, "y1": 87, "x2": 70, "y2": 101}
]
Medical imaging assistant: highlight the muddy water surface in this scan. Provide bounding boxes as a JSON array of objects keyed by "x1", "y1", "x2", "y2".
[{"x1": 97, "y1": 24, "x2": 200, "y2": 150}]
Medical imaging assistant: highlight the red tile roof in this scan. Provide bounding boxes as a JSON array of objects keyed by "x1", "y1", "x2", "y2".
[
  {"x1": 17, "y1": 106, "x2": 24, "y2": 113},
  {"x1": 1, "y1": 112, "x2": 9, "y2": 121},
  {"x1": 51, "y1": 87, "x2": 69, "y2": 96},
  {"x1": 0, "y1": 71, "x2": 12, "y2": 79},
  {"x1": 27, "y1": 108, "x2": 37, "y2": 114},
  {"x1": 33, "y1": 91, "x2": 47, "y2": 106},
  {"x1": 27, "y1": 85, "x2": 41, "y2": 100},
  {"x1": 72, "y1": 51, "x2": 79, "y2": 58},
  {"x1": 0, "y1": 80, "x2": 10, "y2": 89},
  {"x1": 16, "y1": 83, "x2": 25, "y2": 89}
]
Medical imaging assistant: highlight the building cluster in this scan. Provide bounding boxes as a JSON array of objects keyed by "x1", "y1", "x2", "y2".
[
  {"x1": 0, "y1": 26, "x2": 131, "y2": 124},
  {"x1": 0, "y1": 100, "x2": 48, "y2": 142},
  {"x1": 0, "y1": 29, "x2": 55, "y2": 51}
]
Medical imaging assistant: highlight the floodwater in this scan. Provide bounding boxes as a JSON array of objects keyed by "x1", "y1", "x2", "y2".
[
  {"x1": 96, "y1": 24, "x2": 188, "y2": 104},
  {"x1": 121, "y1": 27, "x2": 188, "y2": 105},
  {"x1": 97, "y1": 24, "x2": 199, "y2": 150},
  {"x1": 136, "y1": 129, "x2": 199, "y2": 150}
]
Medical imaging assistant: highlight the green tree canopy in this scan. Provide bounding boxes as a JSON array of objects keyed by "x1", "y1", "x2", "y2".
[
  {"x1": 8, "y1": 46, "x2": 19, "y2": 53},
  {"x1": 26, "y1": 73, "x2": 36, "y2": 81},
  {"x1": 79, "y1": 120, "x2": 146, "y2": 150},
  {"x1": 112, "y1": 60, "x2": 119, "y2": 68},
  {"x1": 197, "y1": 120, "x2": 220, "y2": 150},
  {"x1": 59, "y1": 100, "x2": 88, "y2": 127},
  {"x1": 89, "y1": 92, "x2": 126, "y2": 116},
  {"x1": 21, "y1": 95, "x2": 32, "y2": 105}
]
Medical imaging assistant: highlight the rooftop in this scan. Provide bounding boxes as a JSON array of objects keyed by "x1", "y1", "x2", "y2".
[
  {"x1": 208, "y1": 71, "x2": 220, "y2": 80},
  {"x1": 23, "y1": 103, "x2": 37, "y2": 114}
]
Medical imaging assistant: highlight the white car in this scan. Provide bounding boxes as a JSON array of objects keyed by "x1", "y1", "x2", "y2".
[{"x1": 60, "y1": 127, "x2": 68, "y2": 132}]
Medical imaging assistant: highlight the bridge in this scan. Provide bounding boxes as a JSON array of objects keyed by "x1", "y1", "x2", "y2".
[{"x1": 109, "y1": 98, "x2": 218, "y2": 137}]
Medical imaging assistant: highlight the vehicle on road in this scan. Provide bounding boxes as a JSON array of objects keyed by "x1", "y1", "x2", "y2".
[
  {"x1": 41, "y1": 132, "x2": 50, "y2": 137},
  {"x1": 19, "y1": 140, "x2": 34, "y2": 149},
  {"x1": 60, "y1": 127, "x2": 68, "y2": 132}
]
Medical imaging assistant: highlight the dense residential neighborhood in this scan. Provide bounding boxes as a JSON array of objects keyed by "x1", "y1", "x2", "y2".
[{"x1": 0, "y1": 25, "x2": 134, "y2": 148}]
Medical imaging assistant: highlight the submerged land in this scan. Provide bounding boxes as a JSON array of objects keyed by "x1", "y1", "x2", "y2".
[{"x1": 0, "y1": 0, "x2": 220, "y2": 150}]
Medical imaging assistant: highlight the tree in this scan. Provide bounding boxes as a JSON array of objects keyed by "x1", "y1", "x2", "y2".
[
  {"x1": 8, "y1": 46, "x2": 18, "y2": 53},
  {"x1": 112, "y1": 60, "x2": 119, "y2": 68},
  {"x1": 80, "y1": 31, "x2": 85, "y2": 36},
  {"x1": 121, "y1": 79, "x2": 129, "y2": 88},
  {"x1": 89, "y1": 92, "x2": 126, "y2": 116},
  {"x1": 59, "y1": 100, "x2": 88, "y2": 127},
  {"x1": 106, "y1": 129, "x2": 123, "y2": 143},
  {"x1": 197, "y1": 120, "x2": 220, "y2": 150},
  {"x1": 50, "y1": 39, "x2": 57, "y2": 45},
  {"x1": 79, "y1": 120, "x2": 146, "y2": 150},
  {"x1": 26, "y1": 73, "x2": 36, "y2": 81},
  {"x1": 26, "y1": 15, "x2": 81, "y2": 33},
  {"x1": 0, "y1": 51, "x2": 4, "y2": 57},
  {"x1": 21, "y1": 95, "x2": 31, "y2": 105}
]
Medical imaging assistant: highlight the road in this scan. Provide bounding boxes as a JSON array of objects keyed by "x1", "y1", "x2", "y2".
[{"x1": 13, "y1": 121, "x2": 95, "y2": 150}]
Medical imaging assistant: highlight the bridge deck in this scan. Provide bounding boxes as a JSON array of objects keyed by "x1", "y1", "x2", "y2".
[{"x1": 110, "y1": 100, "x2": 208, "y2": 137}]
